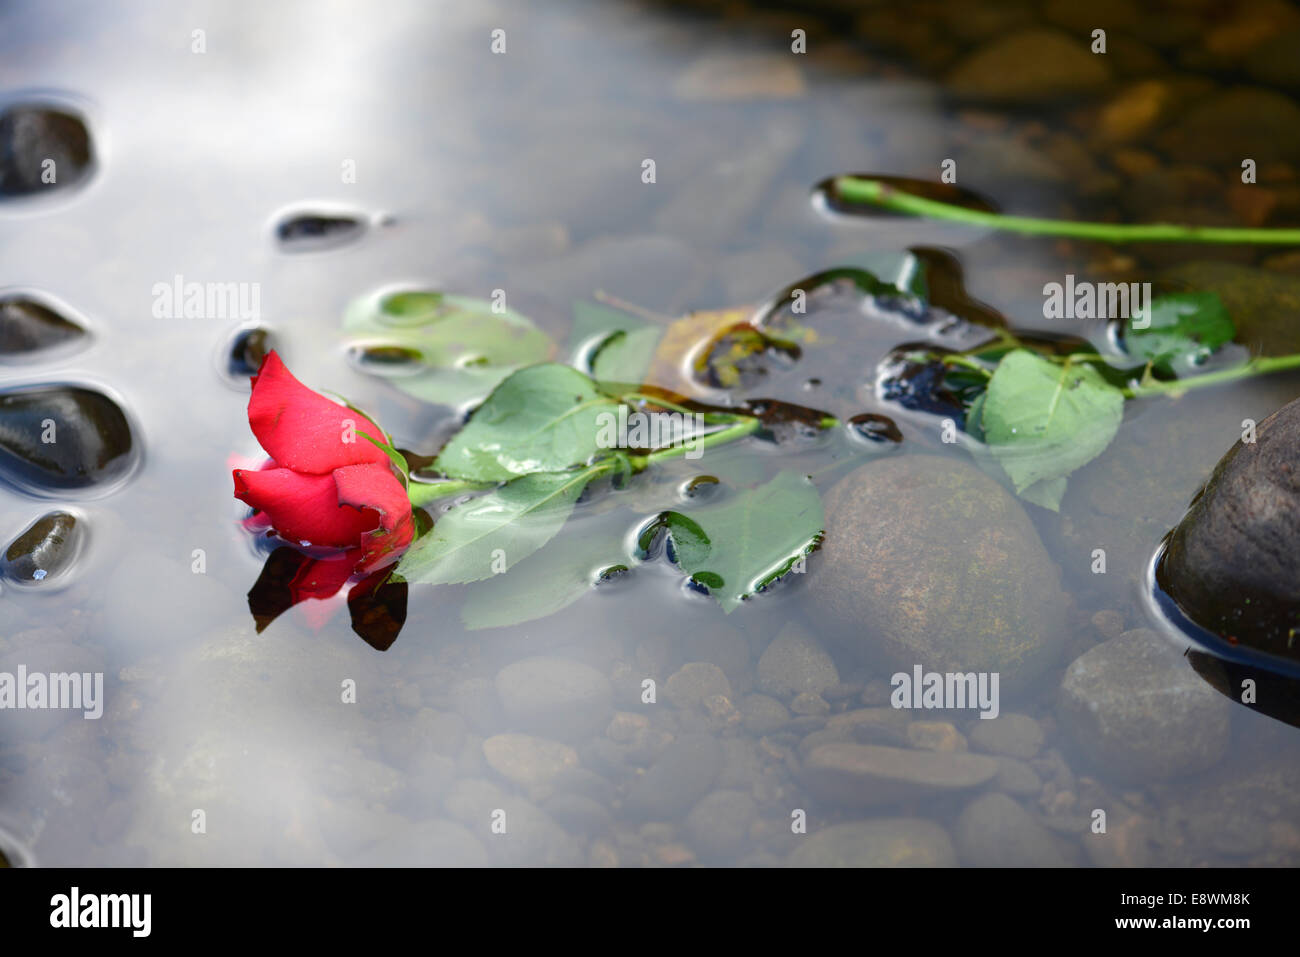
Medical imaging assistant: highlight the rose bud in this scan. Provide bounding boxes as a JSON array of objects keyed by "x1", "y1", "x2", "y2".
[{"x1": 232, "y1": 351, "x2": 413, "y2": 597}]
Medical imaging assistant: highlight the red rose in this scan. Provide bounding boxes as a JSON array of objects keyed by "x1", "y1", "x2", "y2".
[{"x1": 232, "y1": 351, "x2": 413, "y2": 599}]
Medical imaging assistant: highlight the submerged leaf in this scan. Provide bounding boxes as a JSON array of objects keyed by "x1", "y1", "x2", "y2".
[
  {"x1": 980, "y1": 350, "x2": 1124, "y2": 511},
  {"x1": 343, "y1": 289, "x2": 553, "y2": 407},
  {"x1": 1124, "y1": 291, "x2": 1235, "y2": 376},
  {"x1": 396, "y1": 465, "x2": 601, "y2": 585}
]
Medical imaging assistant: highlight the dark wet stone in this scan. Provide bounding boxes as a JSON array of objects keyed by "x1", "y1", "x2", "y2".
[
  {"x1": 274, "y1": 211, "x2": 366, "y2": 252},
  {"x1": 2, "y1": 511, "x2": 81, "y2": 584},
  {"x1": 1160, "y1": 396, "x2": 1300, "y2": 656},
  {"x1": 0, "y1": 105, "x2": 94, "y2": 198},
  {"x1": 0, "y1": 385, "x2": 136, "y2": 492},
  {"x1": 226, "y1": 325, "x2": 273, "y2": 379},
  {"x1": 0, "y1": 296, "x2": 87, "y2": 358}
]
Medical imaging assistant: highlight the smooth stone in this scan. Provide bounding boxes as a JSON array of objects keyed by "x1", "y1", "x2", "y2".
[
  {"x1": 1161, "y1": 262, "x2": 1300, "y2": 355},
  {"x1": 0, "y1": 105, "x2": 94, "y2": 198},
  {"x1": 2, "y1": 511, "x2": 81, "y2": 584},
  {"x1": 955, "y1": 793, "x2": 1067, "y2": 867},
  {"x1": 968, "y1": 713, "x2": 1044, "y2": 760},
  {"x1": 741, "y1": 694, "x2": 790, "y2": 735},
  {"x1": 685, "y1": 790, "x2": 758, "y2": 862},
  {"x1": 994, "y1": 757, "x2": 1043, "y2": 797},
  {"x1": 0, "y1": 385, "x2": 137, "y2": 491},
  {"x1": 800, "y1": 743, "x2": 998, "y2": 808},
  {"x1": 353, "y1": 819, "x2": 487, "y2": 867},
  {"x1": 1160, "y1": 395, "x2": 1300, "y2": 649},
  {"x1": 806, "y1": 456, "x2": 1066, "y2": 693},
  {"x1": 906, "y1": 721, "x2": 967, "y2": 753},
  {"x1": 1058, "y1": 629, "x2": 1231, "y2": 782},
  {"x1": 0, "y1": 296, "x2": 87, "y2": 358},
  {"x1": 787, "y1": 818, "x2": 956, "y2": 867},
  {"x1": 1158, "y1": 87, "x2": 1300, "y2": 163},
  {"x1": 946, "y1": 29, "x2": 1111, "y2": 104},
  {"x1": 482, "y1": 733, "x2": 578, "y2": 789},
  {"x1": 623, "y1": 734, "x2": 721, "y2": 820},
  {"x1": 494, "y1": 657, "x2": 613, "y2": 741},
  {"x1": 664, "y1": 662, "x2": 732, "y2": 711},
  {"x1": 275, "y1": 211, "x2": 366, "y2": 252},
  {"x1": 541, "y1": 792, "x2": 612, "y2": 837},
  {"x1": 756, "y1": 621, "x2": 840, "y2": 700}
]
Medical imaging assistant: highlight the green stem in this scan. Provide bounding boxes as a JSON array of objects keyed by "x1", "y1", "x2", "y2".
[
  {"x1": 408, "y1": 479, "x2": 492, "y2": 508},
  {"x1": 834, "y1": 176, "x2": 1300, "y2": 245},
  {"x1": 1124, "y1": 353, "x2": 1300, "y2": 398},
  {"x1": 627, "y1": 417, "x2": 764, "y2": 470}
]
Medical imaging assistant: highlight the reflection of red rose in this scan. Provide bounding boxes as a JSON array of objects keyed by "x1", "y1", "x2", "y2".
[{"x1": 232, "y1": 351, "x2": 413, "y2": 601}]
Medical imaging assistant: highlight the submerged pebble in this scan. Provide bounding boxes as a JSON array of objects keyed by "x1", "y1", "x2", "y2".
[
  {"x1": 0, "y1": 104, "x2": 94, "y2": 198},
  {"x1": 787, "y1": 818, "x2": 956, "y2": 867},
  {"x1": 801, "y1": 742, "x2": 998, "y2": 807},
  {"x1": 0, "y1": 385, "x2": 137, "y2": 491},
  {"x1": 0, "y1": 295, "x2": 87, "y2": 359},
  {"x1": 1058, "y1": 628, "x2": 1230, "y2": 782},
  {"x1": 2, "y1": 510, "x2": 81, "y2": 584}
]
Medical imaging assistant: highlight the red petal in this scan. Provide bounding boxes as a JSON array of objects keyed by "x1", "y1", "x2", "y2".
[
  {"x1": 247, "y1": 351, "x2": 389, "y2": 475},
  {"x1": 233, "y1": 467, "x2": 375, "y2": 547},
  {"x1": 333, "y1": 463, "x2": 415, "y2": 574},
  {"x1": 289, "y1": 550, "x2": 362, "y2": 602}
]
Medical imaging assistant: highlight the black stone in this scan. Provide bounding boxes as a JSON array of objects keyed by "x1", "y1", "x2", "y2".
[
  {"x1": 1159, "y1": 396, "x2": 1300, "y2": 660},
  {"x1": 274, "y1": 212, "x2": 365, "y2": 252},
  {"x1": 0, "y1": 295, "x2": 87, "y2": 358},
  {"x1": 0, "y1": 385, "x2": 137, "y2": 491},
  {"x1": 2, "y1": 511, "x2": 81, "y2": 584},
  {"x1": 0, "y1": 105, "x2": 94, "y2": 198}
]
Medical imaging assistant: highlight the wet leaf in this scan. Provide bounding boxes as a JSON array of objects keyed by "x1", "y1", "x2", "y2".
[
  {"x1": 979, "y1": 350, "x2": 1124, "y2": 511},
  {"x1": 343, "y1": 289, "x2": 553, "y2": 407},
  {"x1": 1124, "y1": 291, "x2": 1235, "y2": 376},
  {"x1": 653, "y1": 470, "x2": 824, "y2": 612},
  {"x1": 434, "y1": 363, "x2": 620, "y2": 482},
  {"x1": 396, "y1": 465, "x2": 601, "y2": 585}
]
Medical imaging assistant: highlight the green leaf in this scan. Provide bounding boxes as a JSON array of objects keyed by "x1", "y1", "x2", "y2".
[
  {"x1": 460, "y1": 510, "x2": 633, "y2": 630},
  {"x1": 658, "y1": 470, "x2": 824, "y2": 612},
  {"x1": 396, "y1": 465, "x2": 603, "y2": 585},
  {"x1": 980, "y1": 350, "x2": 1124, "y2": 511},
  {"x1": 434, "y1": 363, "x2": 621, "y2": 482},
  {"x1": 343, "y1": 289, "x2": 554, "y2": 407},
  {"x1": 1125, "y1": 291, "x2": 1235, "y2": 376},
  {"x1": 590, "y1": 327, "x2": 662, "y2": 383}
]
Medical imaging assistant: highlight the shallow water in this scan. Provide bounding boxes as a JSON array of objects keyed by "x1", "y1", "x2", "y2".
[{"x1": 3, "y1": 0, "x2": 1300, "y2": 866}]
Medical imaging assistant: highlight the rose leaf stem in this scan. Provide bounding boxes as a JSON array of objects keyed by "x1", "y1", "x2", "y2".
[
  {"x1": 1124, "y1": 353, "x2": 1300, "y2": 398},
  {"x1": 834, "y1": 176, "x2": 1300, "y2": 246}
]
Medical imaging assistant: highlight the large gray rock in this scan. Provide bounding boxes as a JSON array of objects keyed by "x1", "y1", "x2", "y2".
[
  {"x1": 806, "y1": 456, "x2": 1066, "y2": 692},
  {"x1": 1058, "y1": 629, "x2": 1231, "y2": 781},
  {"x1": 1160, "y1": 395, "x2": 1300, "y2": 652}
]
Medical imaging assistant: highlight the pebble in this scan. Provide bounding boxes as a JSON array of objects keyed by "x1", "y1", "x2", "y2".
[
  {"x1": 801, "y1": 743, "x2": 999, "y2": 808},
  {"x1": 741, "y1": 694, "x2": 790, "y2": 735},
  {"x1": 788, "y1": 818, "x2": 956, "y2": 867},
  {"x1": 906, "y1": 721, "x2": 967, "y2": 753},
  {"x1": 1058, "y1": 629, "x2": 1231, "y2": 781},
  {"x1": 946, "y1": 29, "x2": 1111, "y2": 104},
  {"x1": 0, "y1": 385, "x2": 137, "y2": 492},
  {"x1": 685, "y1": 790, "x2": 758, "y2": 862},
  {"x1": 482, "y1": 733, "x2": 579, "y2": 789},
  {"x1": 623, "y1": 734, "x2": 721, "y2": 820},
  {"x1": 0, "y1": 104, "x2": 94, "y2": 198},
  {"x1": 0, "y1": 295, "x2": 87, "y2": 358},
  {"x1": 664, "y1": 662, "x2": 732, "y2": 711},
  {"x1": 955, "y1": 793, "x2": 1067, "y2": 866},
  {"x1": 755, "y1": 621, "x2": 840, "y2": 700},
  {"x1": 967, "y1": 713, "x2": 1044, "y2": 760},
  {"x1": 2, "y1": 511, "x2": 82, "y2": 584}
]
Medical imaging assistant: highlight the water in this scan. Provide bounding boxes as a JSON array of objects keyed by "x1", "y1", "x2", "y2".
[{"x1": 3, "y1": 0, "x2": 1300, "y2": 866}]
